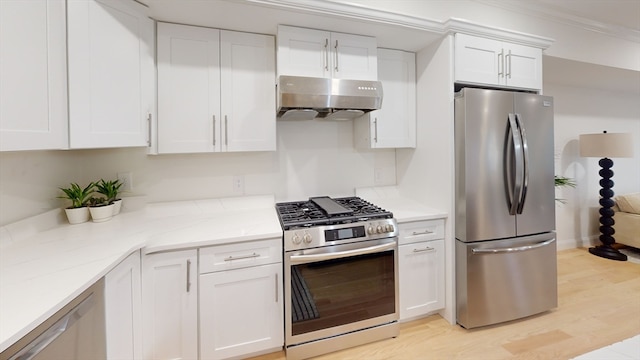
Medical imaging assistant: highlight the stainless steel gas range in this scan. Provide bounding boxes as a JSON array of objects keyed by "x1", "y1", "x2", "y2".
[{"x1": 275, "y1": 196, "x2": 399, "y2": 360}]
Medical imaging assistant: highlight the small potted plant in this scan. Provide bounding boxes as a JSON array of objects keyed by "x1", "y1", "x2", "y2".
[
  {"x1": 95, "y1": 179, "x2": 124, "y2": 215},
  {"x1": 58, "y1": 182, "x2": 94, "y2": 224},
  {"x1": 87, "y1": 195, "x2": 115, "y2": 223}
]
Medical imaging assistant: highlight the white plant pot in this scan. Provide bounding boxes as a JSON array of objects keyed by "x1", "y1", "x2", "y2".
[
  {"x1": 112, "y1": 199, "x2": 123, "y2": 215},
  {"x1": 65, "y1": 207, "x2": 90, "y2": 225},
  {"x1": 89, "y1": 204, "x2": 115, "y2": 223}
]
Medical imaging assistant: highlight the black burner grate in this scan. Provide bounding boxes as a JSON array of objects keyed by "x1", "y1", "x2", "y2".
[{"x1": 275, "y1": 196, "x2": 392, "y2": 230}]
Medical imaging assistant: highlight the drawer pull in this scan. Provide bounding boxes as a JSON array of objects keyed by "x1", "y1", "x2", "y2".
[
  {"x1": 413, "y1": 247, "x2": 435, "y2": 253},
  {"x1": 411, "y1": 230, "x2": 434, "y2": 236},
  {"x1": 224, "y1": 252, "x2": 260, "y2": 261}
]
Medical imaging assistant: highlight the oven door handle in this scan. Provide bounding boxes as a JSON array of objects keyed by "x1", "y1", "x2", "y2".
[{"x1": 289, "y1": 241, "x2": 396, "y2": 264}]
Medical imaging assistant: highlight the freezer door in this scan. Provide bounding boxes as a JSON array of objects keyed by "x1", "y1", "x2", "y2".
[
  {"x1": 455, "y1": 88, "x2": 515, "y2": 242},
  {"x1": 514, "y1": 93, "x2": 556, "y2": 235},
  {"x1": 455, "y1": 233, "x2": 558, "y2": 329}
]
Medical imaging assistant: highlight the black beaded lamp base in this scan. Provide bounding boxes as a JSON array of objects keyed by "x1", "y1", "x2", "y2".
[{"x1": 589, "y1": 157, "x2": 627, "y2": 261}]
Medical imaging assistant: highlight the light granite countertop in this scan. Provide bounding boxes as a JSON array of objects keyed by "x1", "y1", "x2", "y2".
[{"x1": 0, "y1": 195, "x2": 281, "y2": 352}]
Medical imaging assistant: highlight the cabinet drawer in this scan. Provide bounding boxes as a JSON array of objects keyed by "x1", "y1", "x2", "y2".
[
  {"x1": 399, "y1": 219, "x2": 445, "y2": 245},
  {"x1": 199, "y1": 238, "x2": 282, "y2": 274}
]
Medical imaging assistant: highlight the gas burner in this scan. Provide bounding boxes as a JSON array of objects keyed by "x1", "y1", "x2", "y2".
[{"x1": 275, "y1": 196, "x2": 393, "y2": 230}]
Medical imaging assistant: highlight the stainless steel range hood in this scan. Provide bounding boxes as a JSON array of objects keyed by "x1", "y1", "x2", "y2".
[{"x1": 277, "y1": 75, "x2": 383, "y2": 121}]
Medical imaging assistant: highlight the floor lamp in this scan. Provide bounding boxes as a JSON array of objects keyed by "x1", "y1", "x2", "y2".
[{"x1": 579, "y1": 131, "x2": 634, "y2": 261}]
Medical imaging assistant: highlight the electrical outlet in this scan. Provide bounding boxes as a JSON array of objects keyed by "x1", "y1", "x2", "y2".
[
  {"x1": 232, "y1": 176, "x2": 244, "y2": 195},
  {"x1": 117, "y1": 172, "x2": 133, "y2": 191}
]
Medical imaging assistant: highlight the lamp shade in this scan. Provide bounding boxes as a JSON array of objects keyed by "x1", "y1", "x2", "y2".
[{"x1": 579, "y1": 132, "x2": 634, "y2": 158}]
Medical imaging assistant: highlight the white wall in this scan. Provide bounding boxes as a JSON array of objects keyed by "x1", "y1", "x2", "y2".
[
  {"x1": 0, "y1": 119, "x2": 396, "y2": 226},
  {"x1": 544, "y1": 63, "x2": 640, "y2": 249}
]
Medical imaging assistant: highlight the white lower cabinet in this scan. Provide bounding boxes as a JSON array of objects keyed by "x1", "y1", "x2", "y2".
[
  {"x1": 105, "y1": 251, "x2": 142, "y2": 360},
  {"x1": 199, "y1": 239, "x2": 284, "y2": 359},
  {"x1": 200, "y1": 263, "x2": 283, "y2": 359},
  {"x1": 142, "y1": 250, "x2": 198, "y2": 360},
  {"x1": 398, "y1": 219, "x2": 445, "y2": 321}
]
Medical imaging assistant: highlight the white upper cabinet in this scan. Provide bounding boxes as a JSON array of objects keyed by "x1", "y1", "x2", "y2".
[
  {"x1": 0, "y1": 0, "x2": 68, "y2": 151},
  {"x1": 455, "y1": 33, "x2": 542, "y2": 90},
  {"x1": 355, "y1": 48, "x2": 416, "y2": 149},
  {"x1": 67, "y1": 0, "x2": 154, "y2": 149},
  {"x1": 277, "y1": 25, "x2": 377, "y2": 80},
  {"x1": 221, "y1": 30, "x2": 276, "y2": 152},
  {"x1": 157, "y1": 23, "x2": 275, "y2": 154},
  {"x1": 157, "y1": 23, "x2": 221, "y2": 153}
]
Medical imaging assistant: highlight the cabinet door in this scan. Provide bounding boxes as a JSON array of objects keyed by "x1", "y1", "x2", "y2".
[
  {"x1": 331, "y1": 32, "x2": 378, "y2": 80},
  {"x1": 371, "y1": 49, "x2": 415, "y2": 148},
  {"x1": 0, "y1": 0, "x2": 68, "y2": 151},
  {"x1": 200, "y1": 263, "x2": 283, "y2": 359},
  {"x1": 105, "y1": 251, "x2": 142, "y2": 360},
  {"x1": 157, "y1": 23, "x2": 221, "y2": 153},
  {"x1": 276, "y1": 25, "x2": 330, "y2": 78},
  {"x1": 454, "y1": 33, "x2": 502, "y2": 86},
  {"x1": 504, "y1": 43, "x2": 542, "y2": 90},
  {"x1": 67, "y1": 0, "x2": 153, "y2": 149},
  {"x1": 221, "y1": 30, "x2": 276, "y2": 152},
  {"x1": 399, "y1": 239, "x2": 445, "y2": 321},
  {"x1": 142, "y1": 250, "x2": 198, "y2": 360}
]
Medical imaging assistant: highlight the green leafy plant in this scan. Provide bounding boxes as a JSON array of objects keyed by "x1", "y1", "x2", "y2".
[
  {"x1": 95, "y1": 179, "x2": 123, "y2": 204},
  {"x1": 87, "y1": 196, "x2": 108, "y2": 207},
  {"x1": 555, "y1": 176, "x2": 576, "y2": 204},
  {"x1": 58, "y1": 182, "x2": 95, "y2": 209}
]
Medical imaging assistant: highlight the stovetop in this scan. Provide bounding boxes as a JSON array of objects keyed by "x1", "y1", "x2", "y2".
[{"x1": 275, "y1": 196, "x2": 393, "y2": 230}]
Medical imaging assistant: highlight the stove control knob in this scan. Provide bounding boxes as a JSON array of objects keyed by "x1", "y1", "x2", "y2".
[
  {"x1": 303, "y1": 233, "x2": 312, "y2": 244},
  {"x1": 368, "y1": 226, "x2": 374, "y2": 235},
  {"x1": 387, "y1": 224, "x2": 395, "y2": 233},
  {"x1": 376, "y1": 225, "x2": 383, "y2": 234},
  {"x1": 292, "y1": 234, "x2": 302, "y2": 245}
]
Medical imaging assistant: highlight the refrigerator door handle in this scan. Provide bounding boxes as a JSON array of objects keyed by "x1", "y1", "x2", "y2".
[
  {"x1": 471, "y1": 239, "x2": 555, "y2": 254},
  {"x1": 515, "y1": 113, "x2": 530, "y2": 214},
  {"x1": 506, "y1": 113, "x2": 523, "y2": 215}
]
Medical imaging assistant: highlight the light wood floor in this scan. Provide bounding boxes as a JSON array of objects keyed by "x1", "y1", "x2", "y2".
[{"x1": 251, "y1": 248, "x2": 640, "y2": 360}]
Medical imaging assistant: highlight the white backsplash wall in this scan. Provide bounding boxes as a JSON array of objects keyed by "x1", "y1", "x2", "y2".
[
  {"x1": 0, "y1": 151, "x2": 85, "y2": 225},
  {"x1": 0, "y1": 117, "x2": 396, "y2": 226}
]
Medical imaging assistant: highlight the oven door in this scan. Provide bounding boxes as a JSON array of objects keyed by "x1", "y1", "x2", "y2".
[{"x1": 284, "y1": 238, "x2": 398, "y2": 346}]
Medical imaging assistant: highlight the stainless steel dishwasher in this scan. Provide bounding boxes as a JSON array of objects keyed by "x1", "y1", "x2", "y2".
[{"x1": 1, "y1": 278, "x2": 106, "y2": 360}]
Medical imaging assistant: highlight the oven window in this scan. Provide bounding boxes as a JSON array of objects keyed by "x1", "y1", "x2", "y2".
[{"x1": 290, "y1": 251, "x2": 395, "y2": 336}]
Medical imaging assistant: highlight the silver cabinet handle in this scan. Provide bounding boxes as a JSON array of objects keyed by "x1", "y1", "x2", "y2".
[
  {"x1": 472, "y1": 239, "x2": 555, "y2": 254},
  {"x1": 224, "y1": 115, "x2": 228, "y2": 146},
  {"x1": 411, "y1": 230, "x2": 433, "y2": 236},
  {"x1": 212, "y1": 115, "x2": 216, "y2": 146},
  {"x1": 413, "y1": 246, "x2": 436, "y2": 253},
  {"x1": 334, "y1": 40, "x2": 339, "y2": 72},
  {"x1": 147, "y1": 113, "x2": 152, "y2": 147},
  {"x1": 10, "y1": 294, "x2": 95, "y2": 360},
  {"x1": 275, "y1": 273, "x2": 279, "y2": 303},
  {"x1": 373, "y1": 117, "x2": 378, "y2": 143},
  {"x1": 186, "y1": 259, "x2": 191, "y2": 293},
  {"x1": 498, "y1": 49, "x2": 504, "y2": 77},
  {"x1": 506, "y1": 49, "x2": 512, "y2": 78},
  {"x1": 324, "y1": 38, "x2": 329, "y2": 71},
  {"x1": 224, "y1": 253, "x2": 260, "y2": 261}
]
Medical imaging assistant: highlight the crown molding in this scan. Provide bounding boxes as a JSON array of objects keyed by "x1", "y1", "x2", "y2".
[
  {"x1": 444, "y1": 18, "x2": 554, "y2": 49},
  {"x1": 245, "y1": 0, "x2": 445, "y2": 34},
  {"x1": 474, "y1": 0, "x2": 640, "y2": 43},
  {"x1": 246, "y1": 0, "x2": 557, "y2": 48}
]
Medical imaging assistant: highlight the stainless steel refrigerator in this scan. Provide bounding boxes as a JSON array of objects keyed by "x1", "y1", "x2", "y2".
[{"x1": 454, "y1": 88, "x2": 557, "y2": 329}]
